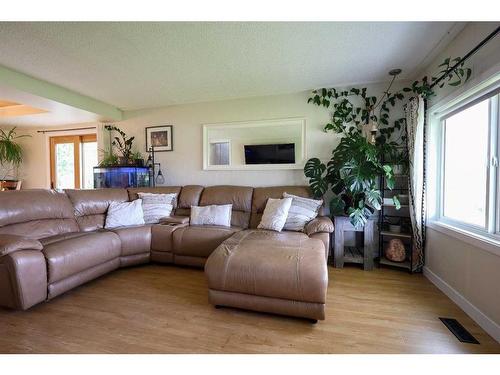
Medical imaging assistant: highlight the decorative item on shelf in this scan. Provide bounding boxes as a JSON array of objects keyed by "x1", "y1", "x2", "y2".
[
  {"x1": 145, "y1": 125, "x2": 173, "y2": 152},
  {"x1": 384, "y1": 239, "x2": 406, "y2": 262}
]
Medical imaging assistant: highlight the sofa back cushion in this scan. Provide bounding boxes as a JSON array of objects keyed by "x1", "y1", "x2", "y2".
[
  {"x1": 0, "y1": 189, "x2": 79, "y2": 239},
  {"x1": 199, "y1": 185, "x2": 253, "y2": 229},
  {"x1": 65, "y1": 189, "x2": 129, "y2": 231},
  {"x1": 250, "y1": 186, "x2": 312, "y2": 229},
  {"x1": 175, "y1": 185, "x2": 204, "y2": 217}
]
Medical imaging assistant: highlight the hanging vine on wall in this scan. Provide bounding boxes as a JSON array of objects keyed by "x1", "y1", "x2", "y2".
[{"x1": 304, "y1": 57, "x2": 471, "y2": 228}]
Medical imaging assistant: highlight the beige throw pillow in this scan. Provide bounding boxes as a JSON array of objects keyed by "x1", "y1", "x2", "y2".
[
  {"x1": 257, "y1": 197, "x2": 293, "y2": 232},
  {"x1": 105, "y1": 199, "x2": 145, "y2": 229},
  {"x1": 137, "y1": 192, "x2": 177, "y2": 224},
  {"x1": 282, "y1": 192, "x2": 323, "y2": 232},
  {"x1": 190, "y1": 204, "x2": 232, "y2": 227}
]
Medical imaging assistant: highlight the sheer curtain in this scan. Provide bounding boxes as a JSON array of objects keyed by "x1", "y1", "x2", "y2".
[{"x1": 405, "y1": 96, "x2": 425, "y2": 272}]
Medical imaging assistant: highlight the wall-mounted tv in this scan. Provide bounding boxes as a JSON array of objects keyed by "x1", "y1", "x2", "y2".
[{"x1": 244, "y1": 143, "x2": 295, "y2": 164}]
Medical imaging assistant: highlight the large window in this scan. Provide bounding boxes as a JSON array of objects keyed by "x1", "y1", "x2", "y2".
[{"x1": 437, "y1": 90, "x2": 499, "y2": 237}]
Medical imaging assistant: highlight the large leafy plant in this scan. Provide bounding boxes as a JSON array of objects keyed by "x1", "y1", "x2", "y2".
[
  {"x1": 0, "y1": 127, "x2": 30, "y2": 171},
  {"x1": 305, "y1": 57, "x2": 471, "y2": 228},
  {"x1": 305, "y1": 133, "x2": 396, "y2": 228}
]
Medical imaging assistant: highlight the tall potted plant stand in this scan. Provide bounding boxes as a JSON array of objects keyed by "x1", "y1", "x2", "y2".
[{"x1": 334, "y1": 216, "x2": 376, "y2": 270}]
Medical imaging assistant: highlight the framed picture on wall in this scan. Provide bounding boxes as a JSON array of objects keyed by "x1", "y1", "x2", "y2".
[{"x1": 145, "y1": 125, "x2": 173, "y2": 152}]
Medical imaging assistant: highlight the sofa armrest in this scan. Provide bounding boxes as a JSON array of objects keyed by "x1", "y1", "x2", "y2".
[
  {"x1": 159, "y1": 216, "x2": 190, "y2": 225},
  {"x1": 0, "y1": 235, "x2": 43, "y2": 257},
  {"x1": 305, "y1": 216, "x2": 334, "y2": 236}
]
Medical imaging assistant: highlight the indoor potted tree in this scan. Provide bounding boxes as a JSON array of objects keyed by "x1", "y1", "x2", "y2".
[{"x1": 0, "y1": 127, "x2": 30, "y2": 190}]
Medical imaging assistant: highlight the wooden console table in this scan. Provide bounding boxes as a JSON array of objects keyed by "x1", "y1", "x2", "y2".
[{"x1": 333, "y1": 216, "x2": 375, "y2": 271}]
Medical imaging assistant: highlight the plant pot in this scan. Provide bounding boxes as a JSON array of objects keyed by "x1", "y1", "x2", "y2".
[
  {"x1": 0, "y1": 179, "x2": 20, "y2": 191},
  {"x1": 392, "y1": 164, "x2": 404, "y2": 175},
  {"x1": 388, "y1": 224, "x2": 401, "y2": 233},
  {"x1": 135, "y1": 159, "x2": 144, "y2": 167},
  {"x1": 383, "y1": 197, "x2": 393, "y2": 205},
  {"x1": 118, "y1": 156, "x2": 127, "y2": 165}
]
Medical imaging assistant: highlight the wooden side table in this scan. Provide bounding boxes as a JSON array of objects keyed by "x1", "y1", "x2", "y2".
[{"x1": 334, "y1": 216, "x2": 375, "y2": 271}]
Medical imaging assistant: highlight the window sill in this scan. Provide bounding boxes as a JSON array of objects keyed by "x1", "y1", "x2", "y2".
[{"x1": 427, "y1": 220, "x2": 500, "y2": 257}]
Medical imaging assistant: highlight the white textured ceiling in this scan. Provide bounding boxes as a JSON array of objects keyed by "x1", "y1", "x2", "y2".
[{"x1": 0, "y1": 22, "x2": 461, "y2": 111}]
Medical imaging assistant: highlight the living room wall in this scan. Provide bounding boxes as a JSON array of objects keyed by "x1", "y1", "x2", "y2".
[
  {"x1": 423, "y1": 22, "x2": 500, "y2": 341},
  {"x1": 2, "y1": 81, "x2": 400, "y2": 189}
]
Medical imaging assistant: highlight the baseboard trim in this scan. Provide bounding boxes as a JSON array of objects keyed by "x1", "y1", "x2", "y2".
[{"x1": 423, "y1": 266, "x2": 500, "y2": 344}]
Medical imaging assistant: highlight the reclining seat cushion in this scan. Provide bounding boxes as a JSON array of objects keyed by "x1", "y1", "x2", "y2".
[
  {"x1": 40, "y1": 232, "x2": 89, "y2": 246},
  {"x1": 172, "y1": 225, "x2": 242, "y2": 258},
  {"x1": 107, "y1": 225, "x2": 152, "y2": 256},
  {"x1": 65, "y1": 189, "x2": 129, "y2": 232},
  {"x1": 199, "y1": 186, "x2": 253, "y2": 229},
  {"x1": 0, "y1": 189, "x2": 79, "y2": 239},
  {"x1": 42, "y1": 231, "x2": 121, "y2": 284},
  {"x1": 205, "y1": 229, "x2": 327, "y2": 304}
]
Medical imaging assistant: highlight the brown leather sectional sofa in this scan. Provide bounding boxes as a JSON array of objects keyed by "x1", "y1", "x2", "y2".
[{"x1": 0, "y1": 185, "x2": 333, "y2": 321}]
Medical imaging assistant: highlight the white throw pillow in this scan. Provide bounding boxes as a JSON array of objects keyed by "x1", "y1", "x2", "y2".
[
  {"x1": 137, "y1": 192, "x2": 177, "y2": 224},
  {"x1": 190, "y1": 204, "x2": 232, "y2": 227},
  {"x1": 282, "y1": 192, "x2": 323, "y2": 232},
  {"x1": 257, "y1": 197, "x2": 293, "y2": 232},
  {"x1": 105, "y1": 199, "x2": 145, "y2": 229}
]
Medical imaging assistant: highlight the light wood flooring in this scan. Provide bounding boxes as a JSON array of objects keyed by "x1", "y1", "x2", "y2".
[{"x1": 0, "y1": 264, "x2": 499, "y2": 353}]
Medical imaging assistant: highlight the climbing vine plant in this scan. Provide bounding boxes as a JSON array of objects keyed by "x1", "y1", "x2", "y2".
[{"x1": 305, "y1": 57, "x2": 471, "y2": 228}]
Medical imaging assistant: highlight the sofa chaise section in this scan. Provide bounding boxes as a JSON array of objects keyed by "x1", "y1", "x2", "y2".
[{"x1": 205, "y1": 230, "x2": 328, "y2": 321}]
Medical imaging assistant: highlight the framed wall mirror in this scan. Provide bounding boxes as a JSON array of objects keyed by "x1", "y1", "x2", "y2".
[{"x1": 202, "y1": 118, "x2": 306, "y2": 170}]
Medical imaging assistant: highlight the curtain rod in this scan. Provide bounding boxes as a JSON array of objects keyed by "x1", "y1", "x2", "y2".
[
  {"x1": 430, "y1": 26, "x2": 500, "y2": 89},
  {"x1": 37, "y1": 126, "x2": 97, "y2": 134}
]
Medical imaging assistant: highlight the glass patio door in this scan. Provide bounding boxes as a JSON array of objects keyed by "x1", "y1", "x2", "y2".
[{"x1": 49, "y1": 134, "x2": 97, "y2": 189}]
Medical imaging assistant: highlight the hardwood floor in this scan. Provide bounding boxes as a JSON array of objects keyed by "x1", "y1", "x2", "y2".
[{"x1": 0, "y1": 264, "x2": 498, "y2": 353}]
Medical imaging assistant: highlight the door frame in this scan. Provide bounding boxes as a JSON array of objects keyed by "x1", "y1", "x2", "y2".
[
  {"x1": 45, "y1": 128, "x2": 98, "y2": 189},
  {"x1": 49, "y1": 135, "x2": 81, "y2": 189}
]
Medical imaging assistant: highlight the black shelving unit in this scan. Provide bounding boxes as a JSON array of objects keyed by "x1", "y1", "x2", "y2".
[{"x1": 378, "y1": 166, "x2": 413, "y2": 273}]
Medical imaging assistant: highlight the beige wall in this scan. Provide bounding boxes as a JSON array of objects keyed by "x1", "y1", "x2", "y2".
[
  {"x1": 114, "y1": 91, "x2": 336, "y2": 186},
  {"x1": 423, "y1": 22, "x2": 500, "y2": 339},
  {"x1": 5, "y1": 82, "x2": 396, "y2": 189},
  {"x1": 0, "y1": 124, "x2": 98, "y2": 189}
]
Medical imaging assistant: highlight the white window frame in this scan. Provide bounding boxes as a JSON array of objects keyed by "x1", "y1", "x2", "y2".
[
  {"x1": 208, "y1": 139, "x2": 232, "y2": 167},
  {"x1": 428, "y1": 73, "x2": 500, "y2": 255}
]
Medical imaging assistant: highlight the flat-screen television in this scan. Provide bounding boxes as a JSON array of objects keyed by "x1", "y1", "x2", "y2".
[{"x1": 244, "y1": 143, "x2": 295, "y2": 164}]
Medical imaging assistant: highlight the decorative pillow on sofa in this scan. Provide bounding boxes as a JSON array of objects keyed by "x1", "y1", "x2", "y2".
[
  {"x1": 257, "y1": 197, "x2": 293, "y2": 232},
  {"x1": 105, "y1": 199, "x2": 145, "y2": 229},
  {"x1": 282, "y1": 192, "x2": 323, "y2": 232},
  {"x1": 137, "y1": 192, "x2": 177, "y2": 224},
  {"x1": 190, "y1": 204, "x2": 232, "y2": 227}
]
